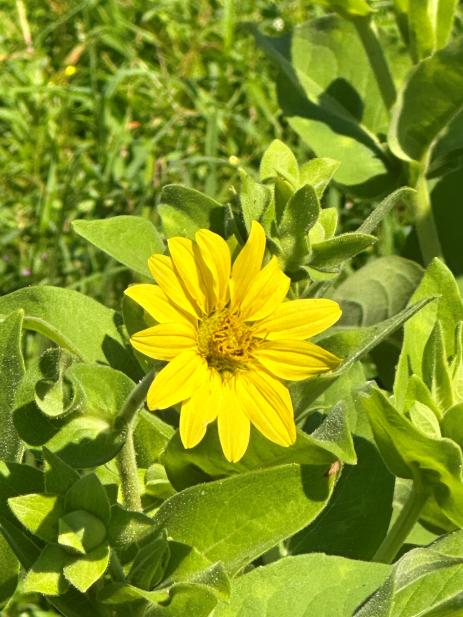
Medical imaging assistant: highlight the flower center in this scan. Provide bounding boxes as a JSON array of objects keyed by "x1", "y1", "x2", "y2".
[{"x1": 197, "y1": 310, "x2": 256, "y2": 372}]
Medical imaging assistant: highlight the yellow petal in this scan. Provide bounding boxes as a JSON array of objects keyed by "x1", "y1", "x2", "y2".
[
  {"x1": 253, "y1": 298, "x2": 342, "y2": 340},
  {"x1": 238, "y1": 256, "x2": 290, "y2": 321},
  {"x1": 217, "y1": 377, "x2": 250, "y2": 462},
  {"x1": 148, "y1": 254, "x2": 199, "y2": 318},
  {"x1": 195, "y1": 229, "x2": 231, "y2": 309},
  {"x1": 230, "y1": 221, "x2": 266, "y2": 308},
  {"x1": 131, "y1": 323, "x2": 197, "y2": 361},
  {"x1": 253, "y1": 339, "x2": 341, "y2": 381},
  {"x1": 180, "y1": 369, "x2": 222, "y2": 449},
  {"x1": 236, "y1": 368, "x2": 296, "y2": 446},
  {"x1": 147, "y1": 350, "x2": 208, "y2": 410},
  {"x1": 168, "y1": 237, "x2": 208, "y2": 314},
  {"x1": 124, "y1": 284, "x2": 193, "y2": 325}
]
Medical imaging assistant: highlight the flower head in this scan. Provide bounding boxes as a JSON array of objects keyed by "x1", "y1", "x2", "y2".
[{"x1": 125, "y1": 221, "x2": 341, "y2": 462}]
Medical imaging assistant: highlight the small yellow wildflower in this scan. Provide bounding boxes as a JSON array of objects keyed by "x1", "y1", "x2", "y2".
[
  {"x1": 125, "y1": 221, "x2": 341, "y2": 462},
  {"x1": 64, "y1": 65, "x2": 76, "y2": 77}
]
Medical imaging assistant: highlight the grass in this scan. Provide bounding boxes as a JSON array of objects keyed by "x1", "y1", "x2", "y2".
[{"x1": 0, "y1": 0, "x2": 316, "y2": 304}]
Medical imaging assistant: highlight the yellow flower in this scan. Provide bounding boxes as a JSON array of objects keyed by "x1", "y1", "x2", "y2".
[{"x1": 125, "y1": 221, "x2": 342, "y2": 462}]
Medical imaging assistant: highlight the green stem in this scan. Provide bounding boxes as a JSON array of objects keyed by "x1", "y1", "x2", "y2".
[
  {"x1": 373, "y1": 481, "x2": 429, "y2": 564},
  {"x1": 353, "y1": 16, "x2": 397, "y2": 111},
  {"x1": 114, "y1": 370, "x2": 154, "y2": 512},
  {"x1": 116, "y1": 421, "x2": 142, "y2": 512},
  {"x1": 410, "y1": 162, "x2": 444, "y2": 265}
]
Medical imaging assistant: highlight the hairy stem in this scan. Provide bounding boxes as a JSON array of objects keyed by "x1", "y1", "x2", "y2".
[
  {"x1": 373, "y1": 481, "x2": 429, "y2": 564},
  {"x1": 114, "y1": 370, "x2": 154, "y2": 512}
]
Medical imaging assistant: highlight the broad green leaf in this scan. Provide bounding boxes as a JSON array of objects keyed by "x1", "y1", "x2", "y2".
[
  {"x1": 389, "y1": 35, "x2": 463, "y2": 162},
  {"x1": 409, "y1": 402, "x2": 441, "y2": 438},
  {"x1": 23, "y1": 544, "x2": 70, "y2": 596},
  {"x1": 63, "y1": 543, "x2": 110, "y2": 592},
  {"x1": 214, "y1": 554, "x2": 390, "y2": 617},
  {"x1": 332, "y1": 256, "x2": 423, "y2": 326},
  {"x1": 0, "y1": 517, "x2": 41, "y2": 571},
  {"x1": 0, "y1": 311, "x2": 24, "y2": 461},
  {"x1": 289, "y1": 438, "x2": 394, "y2": 560},
  {"x1": 64, "y1": 473, "x2": 111, "y2": 526},
  {"x1": 255, "y1": 17, "x2": 394, "y2": 195},
  {"x1": 72, "y1": 216, "x2": 164, "y2": 278},
  {"x1": 259, "y1": 139, "x2": 299, "y2": 184},
  {"x1": 99, "y1": 582, "x2": 169, "y2": 606},
  {"x1": 158, "y1": 185, "x2": 223, "y2": 238},
  {"x1": 152, "y1": 464, "x2": 336, "y2": 574},
  {"x1": 0, "y1": 532, "x2": 19, "y2": 609},
  {"x1": 0, "y1": 286, "x2": 139, "y2": 378},
  {"x1": 163, "y1": 403, "x2": 354, "y2": 491},
  {"x1": 310, "y1": 233, "x2": 376, "y2": 269},
  {"x1": 8, "y1": 493, "x2": 63, "y2": 543},
  {"x1": 49, "y1": 588, "x2": 105, "y2": 617},
  {"x1": 359, "y1": 385, "x2": 463, "y2": 527},
  {"x1": 355, "y1": 530, "x2": 463, "y2": 616},
  {"x1": 422, "y1": 321, "x2": 454, "y2": 411},
  {"x1": 239, "y1": 170, "x2": 272, "y2": 232},
  {"x1": 0, "y1": 462, "x2": 43, "y2": 522}
]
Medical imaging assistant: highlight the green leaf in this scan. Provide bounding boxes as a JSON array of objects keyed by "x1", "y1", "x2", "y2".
[
  {"x1": 23, "y1": 544, "x2": 70, "y2": 596},
  {"x1": 63, "y1": 543, "x2": 110, "y2": 592},
  {"x1": 389, "y1": 35, "x2": 463, "y2": 162},
  {"x1": 107, "y1": 505, "x2": 156, "y2": 553},
  {"x1": 0, "y1": 532, "x2": 19, "y2": 609},
  {"x1": 59, "y1": 511, "x2": 107, "y2": 554},
  {"x1": 255, "y1": 17, "x2": 394, "y2": 195},
  {"x1": 214, "y1": 554, "x2": 390, "y2": 617},
  {"x1": 43, "y1": 363, "x2": 135, "y2": 468},
  {"x1": 279, "y1": 184, "x2": 319, "y2": 268},
  {"x1": 43, "y1": 448, "x2": 80, "y2": 496},
  {"x1": 355, "y1": 530, "x2": 463, "y2": 616},
  {"x1": 408, "y1": 0, "x2": 436, "y2": 60},
  {"x1": 299, "y1": 158, "x2": 340, "y2": 199},
  {"x1": 8, "y1": 493, "x2": 63, "y2": 543},
  {"x1": 332, "y1": 256, "x2": 423, "y2": 326},
  {"x1": 292, "y1": 297, "x2": 433, "y2": 415},
  {"x1": 395, "y1": 258, "x2": 463, "y2": 407},
  {"x1": 259, "y1": 139, "x2": 299, "y2": 184},
  {"x1": 128, "y1": 531, "x2": 170, "y2": 591},
  {"x1": 98, "y1": 581, "x2": 169, "y2": 606},
  {"x1": 134, "y1": 411, "x2": 175, "y2": 468},
  {"x1": 309, "y1": 233, "x2": 376, "y2": 269},
  {"x1": 152, "y1": 464, "x2": 336, "y2": 575},
  {"x1": 239, "y1": 170, "x2": 272, "y2": 232},
  {"x1": 164, "y1": 403, "x2": 353, "y2": 491},
  {"x1": 158, "y1": 185, "x2": 223, "y2": 238},
  {"x1": 0, "y1": 286, "x2": 139, "y2": 378},
  {"x1": 441, "y1": 403, "x2": 463, "y2": 449},
  {"x1": 357, "y1": 187, "x2": 415, "y2": 236},
  {"x1": 358, "y1": 385, "x2": 463, "y2": 527},
  {"x1": 0, "y1": 310, "x2": 25, "y2": 462},
  {"x1": 289, "y1": 437, "x2": 394, "y2": 560},
  {"x1": 72, "y1": 216, "x2": 164, "y2": 278},
  {"x1": 145, "y1": 582, "x2": 218, "y2": 617},
  {"x1": 64, "y1": 473, "x2": 111, "y2": 526},
  {"x1": 409, "y1": 402, "x2": 441, "y2": 438},
  {"x1": 422, "y1": 321, "x2": 454, "y2": 411},
  {"x1": 312, "y1": 0, "x2": 372, "y2": 17}
]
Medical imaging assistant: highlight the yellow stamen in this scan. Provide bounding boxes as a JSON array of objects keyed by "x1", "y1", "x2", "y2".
[{"x1": 197, "y1": 309, "x2": 256, "y2": 371}]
